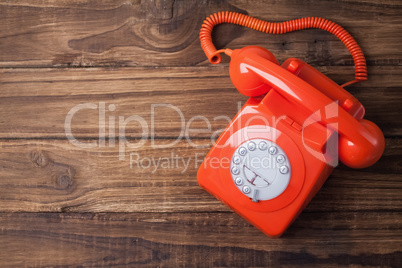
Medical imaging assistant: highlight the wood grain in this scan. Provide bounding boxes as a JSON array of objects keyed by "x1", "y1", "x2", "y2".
[
  {"x1": 0, "y1": 212, "x2": 400, "y2": 267},
  {"x1": 0, "y1": 138, "x2": 400, "y2": 213},
  {"x1": 0, "y1": 0, "x2": 400, "y2": 67},
  {"x1": 0, "y1": 0, "x2": 401, "y2": 266},
  {"x1": 1, "y1": 66, "x2": 401, "y2": 139}
]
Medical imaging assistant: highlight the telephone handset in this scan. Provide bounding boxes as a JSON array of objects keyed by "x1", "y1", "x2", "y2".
[
  {"x1": 229, "y1": 46, "x2": 384, "y2": 169},
  {"x1": 197, "y1": 12, "x2": 385, "y2": 237}
]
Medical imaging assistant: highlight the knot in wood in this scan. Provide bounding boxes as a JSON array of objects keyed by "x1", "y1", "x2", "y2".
[{"x1": 30, "y1": 150, "x2": 48, "y2": 168}]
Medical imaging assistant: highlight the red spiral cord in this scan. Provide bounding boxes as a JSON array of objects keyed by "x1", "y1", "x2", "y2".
[{"x1": 200, "y1": 11, "x2": 367, "y2": 87}]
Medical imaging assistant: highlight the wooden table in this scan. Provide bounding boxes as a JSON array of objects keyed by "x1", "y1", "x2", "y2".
[{"x1": 0, "y1": 1, "x2": 401, "y2": 267}]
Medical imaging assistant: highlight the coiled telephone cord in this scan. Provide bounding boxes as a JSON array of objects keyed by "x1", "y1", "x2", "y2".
[{"x1": 200, "y1": 11, "x2": 367, "y2": 87}]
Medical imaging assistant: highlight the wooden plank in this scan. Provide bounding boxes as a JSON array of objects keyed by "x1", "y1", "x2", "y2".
[
  {"x1": 0, "y1": 0, "x2": 400, "y2": 67},
  {"x1": 0, "y1": 66, "x2": 401, "y2": 139},
  {"x1": 0, "y1": 212, "x2": 400, "y2": 267},
  {"x1": 0, "y1": 138, "x2": 400, "y2": 213},
  {"x1": 0, "y1": 0, "x2": 400, "y2": 266}
]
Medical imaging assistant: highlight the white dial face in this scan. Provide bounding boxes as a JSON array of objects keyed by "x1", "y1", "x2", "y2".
[{"x1": 230, "y1": 139, "x2": 291, "y2": 202}]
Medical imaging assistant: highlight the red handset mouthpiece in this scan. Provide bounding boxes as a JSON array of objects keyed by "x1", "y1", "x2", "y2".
[{"x1": 228, "y1": 46, "x2": 278, "y2": 97}]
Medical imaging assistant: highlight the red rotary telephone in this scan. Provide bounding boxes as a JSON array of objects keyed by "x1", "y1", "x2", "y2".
[{"x1": 197, "y1": 12, "x2": 385, "y2": 237}]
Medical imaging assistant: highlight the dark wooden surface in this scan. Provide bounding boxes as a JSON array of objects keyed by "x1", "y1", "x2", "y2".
[{"x1": 0, "y1": 0, "x2": 401, "y2": 267}]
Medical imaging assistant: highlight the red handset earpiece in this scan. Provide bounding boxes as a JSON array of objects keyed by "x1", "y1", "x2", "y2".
[{"x1": 338, "y1": 119, "x2": 385, "y2": 168}]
